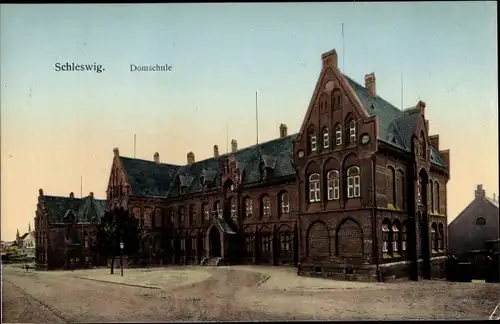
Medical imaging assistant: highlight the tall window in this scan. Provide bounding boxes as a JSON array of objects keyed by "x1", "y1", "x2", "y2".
[
  {"x1": 435, "y1": 181, "x2": 440, "y2": 214},
  {"x1": 327, "y1": 170, "x2": 340, "y2": 200},
  {"x1": 431, "y1": 223, "x2": 438, "y2": 251},
  {"x1": 262, "y1": 196, "x2": 271, "y2": 218},
  {"x1": 180, "y1": 238, "x2": 186, "y2": 251},
  {"x1": 169, "y1": 209, "x2": 174, "y2": 224},
  {"x1": 279, "y1": 192, "x2": 290, "y2": 217},
  {"x1": 245, "y1": 198, "x2": 253, "y2": 217},
  {"x1": 417, "y1": 176, "x2": 423, "y2": 204},
  {"x1": 347, "y1": 166, "x2": 361, "y2": 198},
  {"x1": 189, "y1": 205, "x2": 197, "y2": 226},
  {"x1": 335, "y1": 124, "x2": 342, "y2": 146},
  {"x1": 179, "y1": 206, "x2": 185, "y2": 224},
  {"x1": 382, "y1": 220, "x2": 390, "y2": 253},
  {"x1": 310, "y1": 133, "x2": 317, "y2": 152},
  {"x1": 401, "y1": 221, "x2": 408, "y2": 252},
  {"x1": 309, "y1": 173, "x2": 321, "y2": 202},
  {"x1": 280, "y1": 233, "x2": 292, "y2": 252},
  {"x1": 392, "y1": 221, "x2": 401, "y2": 253},
  {"x1": 203, "y1": 203, "x2": 210, "y2": 221},
  {"x1": 389, "y1": 167, "x2": 396, "y2": 206},
  {"x1": 84, "y1": 232, "x2": 89, "y2": 249},
  {"x1": 438, "y1": 223, "x2": 444, "y2": 250},
  {"x1": 261, "y1": 236, "x2": 271, "y2": 252},
  {"x1": 323, "y1": 128, "x2": 329, "y2": 148},
  {"x1": 215, "y1": 201, "x2": 222, "y2": 219},
  {"x1": 230, "y1": 197, "x2": 237, "y2": 222},
  {"x1": 191, "y1": 237, "x2": 197, "y2": 253},
  {"x1": 430, "y1": 181, "x2": 434, "y2": 211},
  {"x1": 245, "y1": 235, "x2": 255, "y2": 254},
  {"x1": 349, "y1": 120, "x2": 356, "y2": 143}
]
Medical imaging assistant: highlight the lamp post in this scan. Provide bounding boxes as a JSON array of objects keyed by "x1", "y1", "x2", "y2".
[{"x1": 119, "y1": 241, "x2": 124, "y2": 276}]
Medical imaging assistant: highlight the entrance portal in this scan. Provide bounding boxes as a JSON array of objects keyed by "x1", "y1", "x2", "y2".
[{"x1": 209, "y1": 227, "x2": 222, "y2": 258}]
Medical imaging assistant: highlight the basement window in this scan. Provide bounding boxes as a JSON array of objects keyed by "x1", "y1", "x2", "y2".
[{"x1": 314, "y1": 266, "x2": 322, "y2": 273}]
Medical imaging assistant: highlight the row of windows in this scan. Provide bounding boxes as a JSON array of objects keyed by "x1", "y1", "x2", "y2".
[
  {"x1": 244, "y1": 233, "x2": 293, "y2": 254},
  {"x1": 309, "y1": 120, "x2": 357, "y2": 153},
  {"x1": 382, "y1": 219, "x2": 445, "y2": 255},
  {"x1": 308, "y1": 166, "x2": 361, "y2": 202},
  {"x1": 417, "y1": 178, "x2": 442, "y2": 213}
]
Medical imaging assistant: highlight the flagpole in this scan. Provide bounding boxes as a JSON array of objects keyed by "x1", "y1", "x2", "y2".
[
  {"x1": 134, "y1": 134, "x2": 136, "y2": 158},
  {"x1": 342, "y1": 23, "x2": 345, "y2": 73},
  {"x1": 80, "y1": 176, "x2": 83, "y2": 198},
  {"x1": 256, "y1": 91, "x2": 259, "y2": 145}
]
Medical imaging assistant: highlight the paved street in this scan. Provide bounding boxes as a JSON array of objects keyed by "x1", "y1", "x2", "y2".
[{"x1": 3, "y1": 264, "x2": 500, "y2": 322}]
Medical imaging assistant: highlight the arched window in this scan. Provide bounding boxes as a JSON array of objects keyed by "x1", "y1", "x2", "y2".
[
  {"x1": 349, "y1": 120, "x2": 356, "y2": 143},
  {"x1": 438, "y1": 223, "x2": 444, "y2": 250},
  {"x1": 244, "y1": 198, "x2": 253, "y2": 217},
  {"x1": 435, "y1": 181, "x2": 440, "y2": 213},
  {"x1": 230, "y1": 197, "x2": 237, "y2": 222},
  {"x1": 214, "y1": 201, "x2": 222, "y2": 219},
  {"x1": 430, "y1": 181, "x2": 434, "y2": 212},
  {"x1": 401, "y1": 220, "x2": 408, "y2": 252},
  {"x1": 392, "y1": 220, "x2": 401, "y2": 253},
  {"x1": 332, "y1": 90, "x2": 342, "y2": 110},
  {"x1": 308, "y1": 173, "x2": 321, "y2": 202},
  {"x1": 335, "y1": 124, "x2": 343, "y2": 146},
  {"x1": 347, "y1": 166, "x2": 361, "y2": 198},
  {"x1": 279, "y1": 192, "x2": 290, "y2": 217},
  {"x1": 203, "y1": 203, "x2": 210, "y2": 221},
  {"x1": 310, "y1": 133, "x2": 317, "y2": 152},
  {"x1": 327, "y1": 170, "x2": 340, "y2": 200},
  {"x1": 431, "y1": 222, "x2": 438, "y2": 251},
  {"x1": 261, "y1": 196, "x2": 271, "y2": 218},
  {"x1": 323, "y1": 128, "x2": 330, "y2": 149},
  {"x1": 382, "y1": 219, "x2": 391, "y2": 253},
  {"x1": 245, "y1": 235, "x2": 255, "y2": 254}
]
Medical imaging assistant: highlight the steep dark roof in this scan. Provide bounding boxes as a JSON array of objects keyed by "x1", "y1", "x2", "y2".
[
  {"x1": 120, "y1": 134, "x2": 297, "y2": 199},
  {"x1": 344, "y1": 75, "x2": 445, "y2": 168},
  {"x1": 19, "y1": 233, "x2": 29, "y2": 240},
  {"x1": 42, "y1": 195, "x2": 106, "y2": 223}
]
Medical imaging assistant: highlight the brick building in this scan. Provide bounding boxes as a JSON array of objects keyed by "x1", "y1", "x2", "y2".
[
  {"x1": 34, "y1": 189, "x2": 106, "y2": 270},
  {"x1": 107, "y1": 48, "x2": 450, "y2": 281}
]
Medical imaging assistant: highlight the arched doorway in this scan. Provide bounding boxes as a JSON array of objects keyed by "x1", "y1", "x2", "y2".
[{"x1": 209, "y1": 226, "x2": 221, "y2": 258}]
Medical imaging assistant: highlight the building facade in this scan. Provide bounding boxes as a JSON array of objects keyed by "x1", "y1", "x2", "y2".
[
  {"x1": 34, "y1": 190, "x2": 106, "y2": 270},
  {"x1": 107, "y1": 49, "x2": 450, "y2": 281}
]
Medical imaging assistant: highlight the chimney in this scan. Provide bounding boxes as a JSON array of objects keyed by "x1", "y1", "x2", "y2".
[
  {"x1": 475, "y1": 184, "x2": 485, "y2": 200},
  {"x1": 321, "y1": 49, "x2": 338, "y2": 68},
  {"x1": 153, "y1": 152, "x2": 160, "y2": 164},
  {"x1": 213, "y1": 145, "x2": 219, "y2": 158},
  {"x1": 69, "y1": 192, "x2": 74, "y2": 199},
  {"x1": 113, "y1": 147, "x2": 120, "y2": 156},
  {"x1": 279, "y1": 124, "x2": 288, "y2": 138},
  {"x1": 231, "y1": 139, "x2": 238, "y2": 153},
  {"x1": 187, "y1": 152, "x2": 195, "y2": 165},
  {"x1": 89, "y1": 192, "x2": 94, "y2": 198},
  {"x1": 364, "y1": 73, "x2": 376, "y2": 97},
  {"x1": 38, "y1": 188, "x2": 44, "y2": 197},
  {"x1": 429, "y1": 135, "x2": 439, "y2": 150}
]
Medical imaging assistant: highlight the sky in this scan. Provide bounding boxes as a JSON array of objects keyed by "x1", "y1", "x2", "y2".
[{"x1": 1, "y1": 3, "x2": 497, "y2": 241}]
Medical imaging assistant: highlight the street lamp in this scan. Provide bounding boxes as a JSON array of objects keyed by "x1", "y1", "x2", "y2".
[{"x1": 119, "y1": 241, "x2": 124, "y2": 277}]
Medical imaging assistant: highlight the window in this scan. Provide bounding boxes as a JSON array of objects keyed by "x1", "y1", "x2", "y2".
[
  {"x1": 230, "y1": 198, "x2": 238, "y2": 222},
  {"x1": 280, "y1": 233, "x2": 292, "y2": 252},
  {"x1": 431, "y1": 223, "x2": 438, "y2": 251},
  {"x1": 401, "y1": 221, "x2": 408, "y2": 252},
  {"x1": 438, "y1": 223, "x2": 444, "y2": 250},
  {"x1": 262, "y1": 196, "x2": 271, "y2": 218},
  {"x1": 382, "y1": 220, "x2": 390, "y2": 253},
  {"x1": 245, "y1": 198, "x2": 253, "y2": 217},
  {"x1": 308, "y1": 173, "x2": 321, "y2": 202},
  {"x1": 327, "y1": 170, "x2": 340, "y2": 200},
  {"x1": 310, "y1": 134, "x2": 317, "y2": 152},
  {"x1": 180, "y1": 238, "x2": 186, "y2": 251},
  {"x1": 190, "y1": 205, "x2": 197, "y2": 225},
  {"x1": 261, "y1": 236, "x2": 271, "y2": 252},
  {"x1": 389, "y1": 167, "x2": 396, "y2": 206},
  {"x1": 169, "y1": 210, "x2": 174, "y2": 223},
  {"x1": 179, "y1": 206, "x2": 185, "y2": 223},
  {"x1": 323, "y1": 128, "x2": 329, "y2": 148},
  {"x1": 215, "y1": 202, "x2": 222, "y2": 219},
  {"x1": 347, "y1": 166, "x2": 361, "y2": 198},
  {"x1": 476, "y1": 217, "x2": 486, "y2": 225},
  {"x1": 203, "y1": 204, "x2": 210, "y2": 221},
  {"x1": 430, "y1": 181, "x2": 434, "y2": 211},
  {"x1": 392, "y1": 221, "x2": 401, "y2": 253},
  {"x1": 191, "y1": 237, "x2": 197, "y2": 252},
  {"x1": 280, "y1": 192, "x2": 290, "y2": 217},
  {"x1": 332, "y1": 90, "x2": 342, "y2": 110},
  {"x1": 84, "y1": 232, "x2": 89, "y2": 249},
  {"x1": 245, "y1": 235, "x2": 255, "y2": 254},
  {"x1": 435, "y1": 181, "x2": 440, "y2": 213},
  {"x1": 417, "y1": 176, "x2": 423, "y2": 204},
  {"x1": 349, "y1": 120, "x2": 356, "y2": 143},
  {"x1": 335, "y1": 124, "x2": 342, "y2": 146}
]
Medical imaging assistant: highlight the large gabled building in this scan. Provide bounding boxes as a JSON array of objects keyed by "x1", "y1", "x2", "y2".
[{"x1": 107, "y1": 48, "x2": 450, "y2": 281}]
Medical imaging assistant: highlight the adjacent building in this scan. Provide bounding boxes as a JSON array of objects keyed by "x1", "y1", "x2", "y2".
[
  {"x1": 34, "y1": 190, "x2": 106, "y2": 270},
  {"x1": 448, "y1": 185, "x2": 499, "y2": 258},
  {"x1": 106, "y1": 48, "x2": 450, "y2": 281}
]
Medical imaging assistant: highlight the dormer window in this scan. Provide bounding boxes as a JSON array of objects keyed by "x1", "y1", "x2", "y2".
[
  {"x1": 335, "y1": 124, "x2": 342, "y2": 146},
  {"x1": 349, "y1": 120, "x2": 356, "y2": 143},
  {"x1": 310, "y1": 134, "x2": 317, "y2": 152},
  {"x1": 323, "y1": 128, "x2": 329, "y2": 148}
]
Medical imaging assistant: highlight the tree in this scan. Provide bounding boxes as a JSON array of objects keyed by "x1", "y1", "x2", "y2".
[{"x1": 96, "y1": 208, "x2": 140, "y2": 274}]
